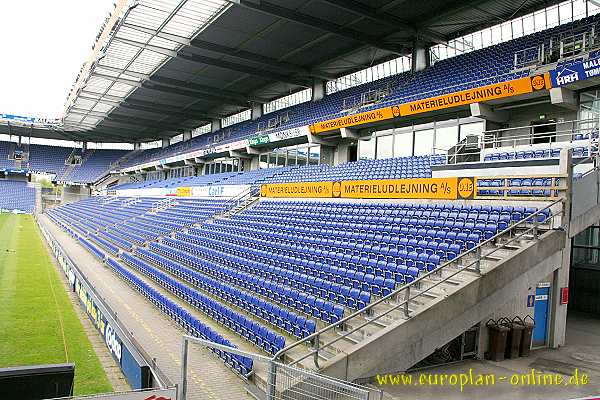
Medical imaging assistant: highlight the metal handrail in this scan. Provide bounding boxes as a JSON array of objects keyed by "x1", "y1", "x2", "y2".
[{"x1": 273, "y1": 198, "x2": 564, "y2": 368}]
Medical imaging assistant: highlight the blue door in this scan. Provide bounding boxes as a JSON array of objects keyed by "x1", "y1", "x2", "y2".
[{"x1": 533, "y1": 287, "x2": 550, "y2": 347}]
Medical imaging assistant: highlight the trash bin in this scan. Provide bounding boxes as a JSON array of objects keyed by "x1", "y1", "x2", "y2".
[
  {"x1": 514, "y1": 316, "x2": 534, "y2": 357},
  {"x1": 500, "y1": 317, "x2": 524, "y2": 359},
  {"x1": 486, "y1": 319, "x2": 509, "y2": 361}
]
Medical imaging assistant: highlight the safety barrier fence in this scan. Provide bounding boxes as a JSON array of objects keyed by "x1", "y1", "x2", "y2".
[{"x1": 179, "y1": 336, "x2": 381, "y2": 400}]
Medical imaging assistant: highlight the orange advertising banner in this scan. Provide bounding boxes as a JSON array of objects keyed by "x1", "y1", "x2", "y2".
[{"x1": 310, "y1": 74, "x2": 550, "y2": 134}]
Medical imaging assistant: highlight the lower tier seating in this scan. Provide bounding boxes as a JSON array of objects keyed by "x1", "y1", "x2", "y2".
[{"x1": 48, "y1": 195, "x2": 550, "y2": 377}]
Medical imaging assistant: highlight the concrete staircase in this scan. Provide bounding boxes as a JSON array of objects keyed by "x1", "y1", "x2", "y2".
[{"x1": 244, "y1": 204, "x2": 568, "y2": 393}]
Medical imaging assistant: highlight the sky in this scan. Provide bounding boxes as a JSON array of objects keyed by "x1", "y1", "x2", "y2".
[{"x1": 0, "y1": 0, "x2": 116, "y2": 119}]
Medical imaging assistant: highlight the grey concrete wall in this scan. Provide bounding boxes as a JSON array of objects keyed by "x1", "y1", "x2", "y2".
[
  {"x1": 495, "y1": 104, "x2": 578, "y2": 146},
  {"x1": 320, "y1": 230, "x2": 565, "y2": 381},
  {"x1": 61, "y1": 185, "x2": 90, "y2": 204}
]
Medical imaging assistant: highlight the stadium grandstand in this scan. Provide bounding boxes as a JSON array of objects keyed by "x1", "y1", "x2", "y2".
[{"x1": 4, "y1": 0, "x2": 600, "y2": 399}]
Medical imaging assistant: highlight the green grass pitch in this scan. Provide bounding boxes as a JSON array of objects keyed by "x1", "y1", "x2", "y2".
[{"x1": 0, "y1": 213, "x2": 113, "y2": 395}]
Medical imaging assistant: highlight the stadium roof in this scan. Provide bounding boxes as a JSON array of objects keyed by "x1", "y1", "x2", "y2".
[{"x1": 4, "y1": 0, "x2": 566, "y2": 142}]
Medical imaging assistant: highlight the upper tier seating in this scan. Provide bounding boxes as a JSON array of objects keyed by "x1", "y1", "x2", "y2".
[
  {"x1": 0, "y1": 180, "x2": 35, "y2": 212},
  {"x1": 0, "y1": 141, "x2": 15, "y2": 169},
  {"x1": 27, "y1": 144, "x2": 72, "y2": 175},
  {"x1": 66, "y1": 149, "x2": 129, "y2": 183},
  {"x1": 118, "y1": 15, "x2": 600, "y2": 170}
]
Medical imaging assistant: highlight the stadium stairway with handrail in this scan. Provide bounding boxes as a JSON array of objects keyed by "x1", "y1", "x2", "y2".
[{"x1": 248, "y1": 150, "x2": 600, "y2": 390}]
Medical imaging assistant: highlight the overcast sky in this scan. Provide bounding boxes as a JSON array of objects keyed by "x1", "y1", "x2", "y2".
[{"x1": 0, "y1": 0, "x2": 115, "y2": 119}]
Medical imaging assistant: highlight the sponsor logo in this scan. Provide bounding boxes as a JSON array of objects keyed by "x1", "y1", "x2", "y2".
[
  {"x1": 105, "y1": 324, "x2": 122, "y2": 362},
  {"x1": 332, "y1": 181, "x2": 342, "y2": 198},
  {"x1": 556, "y1": 69, "x2": 579, "y2": 86},
  {"x1": 531, "y1": 75, "x2": 545, "y2": 90},
  {"x1": 457, "y1": 177, "x2": 475, "y2": 199}
]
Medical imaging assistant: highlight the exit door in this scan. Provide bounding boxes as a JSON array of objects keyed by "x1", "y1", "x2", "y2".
[{"x1": 533, "y1": 286, "x2": 550, "y2": 347}]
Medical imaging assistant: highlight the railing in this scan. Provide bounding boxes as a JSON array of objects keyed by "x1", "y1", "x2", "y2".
[
  {"x1": 435, "y1": 118, "x2": 600, "y2": 164},
  {"x1": 216, "y1": 186, "x2": 259, "y2": 217},
  {"x1": 179, "y1": 336, "x2": 380, "y2": 400},
  {"x1": 274, "y1": 198, "x2": 564, "y2": 369},
  {"x1": 483, "y1": 118, "x2": 599, "y2": 149}
]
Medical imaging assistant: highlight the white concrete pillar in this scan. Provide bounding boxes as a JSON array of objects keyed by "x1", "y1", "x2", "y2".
[
  {"x1": 161, "y1": 138, "x2": 170, "y2": 148},
  {"x1": 334, "y1": 142, "x2": 350, "y2": 165},
  {"x1": 183, "y1": 130, "x2": 192, "y2": 141},
  {"x1": 211, "y1": 118, "x2": 221, "y2": 133},
  {"x1": 251, "y1": 103, "x2": 263, "y2": 120},
  {"x1": 412, "y1": 42, "x2": 430, "y2": 72},
  {"x1": 549, "y1": 148, "x2": 573, "y2": 348},
  {"x1": 312, "y1": 79, "x2": 326, "y2": 101}
]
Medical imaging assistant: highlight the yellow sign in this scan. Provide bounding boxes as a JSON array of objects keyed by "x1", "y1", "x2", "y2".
[
  {"x1": 310, "y1": 108, "x2": 395, "y2": 134},
  {"x1": 310, "y1": 75, "x2": 553, "y2": 134},
  {"x1": 397, "y1": 76, "x2": 540, "y2": 116},
  {"x1": 176, "y1": 186, "x2": 191, "y2": 197},
  {"x1": 261, "y1": 177, "x2": 475, "y2": 200},
  {"x1": 260, "y1": 182, "x2": 333, "y2": 198},
  {"x1": 341, "y1": 178, "x2": 466, "y2": 200}
]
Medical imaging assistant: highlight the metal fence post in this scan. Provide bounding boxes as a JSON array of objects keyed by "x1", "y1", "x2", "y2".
[
  {"x1": 474, "y1": 246, "x2": 481, "y2": 274},
  {"x1": 403, "y1": 286, "x2": 411, "y2": 318},
  {"x1": 266, "y1": 359, "x2": 277, "y2": 400},
  {"x1": 313, "y1": 334, "x2": 320, "y2": 369},
  {"x1": 179, "y1": 337, "x2": 189, "y2": 400}
]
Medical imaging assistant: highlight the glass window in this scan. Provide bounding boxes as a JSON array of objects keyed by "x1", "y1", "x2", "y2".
[
  {"x1": 434, "y1": 125, "x2": 459, "y2": 153},
  {"x1": 413, "y1": 129, "x2": 434, "y2": 156},
  {"x1": 308, "y1": 145, "x2": 320, "y2": 165},
  {"x1": 394, "y1": 130, "x2": 413, "y2": 157},
  {"x1": 376, "y1": 133, "x2": 394, "y2": 159},
  {"x1": 259, "y1": 154, "x2": 269, "y2": 169},
  {"x1": 546, "y1": 5, "x2": 559, "y2": 28},
  {"x1": 460, "y1": 121, "x2": 485, "y2": 141},
  {"x1": 358, "y1": 137, "x2": 376, "y2": 160},
  {"x1": 559, "y1": 1, "x2": 573, "y2": 23}
]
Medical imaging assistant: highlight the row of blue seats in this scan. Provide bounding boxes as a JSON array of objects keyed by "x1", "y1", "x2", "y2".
[
  {"x1": 105, "y1": 258, "x2": 253, "y2": 376},
  {"x1": 218, "y1": 217, "x2": 496, "y2": 258},
  {"x1": 197, "y1": 225, "x2": 441, "y2": 283},
  {"x1": 135, "y1": 246, "x2": 316, "y2": 339},
  {"x1": 484, "y1": 146, "x2": 594, "y2": 161},
  {"x1": 165, "y1": 234, "x2": 375, "y2": 309},
  {"x1": 120, "y1": 253, "x2": 286, "y2": 355},
  {"x1": 174, "y1": 231, "x2": 398, "y2": 302},
  {"x1": 242, "y1": 210, "x2": 506, "y2": 235},
  {"x1": 89, "y1": 233, "x2": 119, "y2": 255},
  {"x1": 152, "y1": 239, "x2": 346, "y2": 322},
  {"x1": 478, "y1": 178, "x2": 558, "y2": 197}
]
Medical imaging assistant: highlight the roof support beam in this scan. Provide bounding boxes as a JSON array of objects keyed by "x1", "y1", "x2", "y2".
[
  {"x1": 112, "y1": 37, "x2": 178, "y2": 58},
  {"x1": 419, "y1": 0, "x2": 490, "y2": 27},
  {"x1": 113, "y1": 33, "x2": 309, "y2": 87},
  {"x1": 177, "y1": 51, "x2": 310, "y2": 87},
  {"x1": 121, "y1": 22, "x2": 191, "y2": 46},
  {"x1": 120, "y1": 102, "x2": 213, "y2": 122},
  {"x1": 150, "y1": 76, "x2": 269, "y2": 104},
  {"x1": 105, "y1": 114, "x2": 181, "y2": 130},
  {"x1": 318, "y1": 0, "x2": 446, "y2": 44},
  {"x1": 228, "y1": 0, "x2": 404, "y2": 54},
  {"x1": 121, "y1": 22, "x2": 337, "y2": 81},
  {"x1": 139, "y1": 81, "x2": 249, "y2": 108}
]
